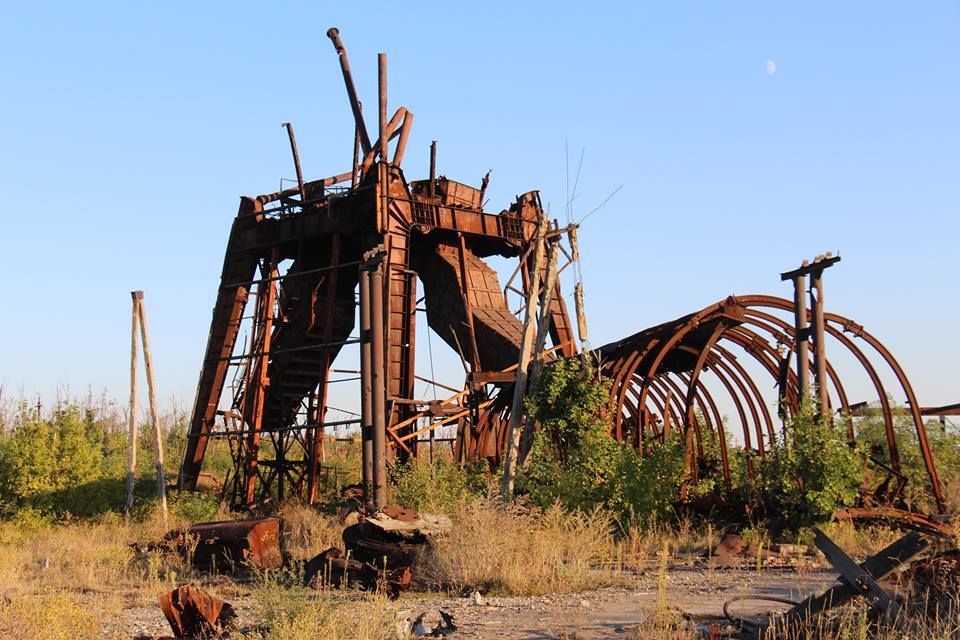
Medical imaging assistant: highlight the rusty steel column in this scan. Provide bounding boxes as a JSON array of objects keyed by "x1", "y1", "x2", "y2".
[
  {"x1": 359, "y1": 268, "x2": 374, "y2": 509},
  {"x1": 326, "y1": 28, "x2": 372, "y2": 154},
  {"x1": 792, "y1": 267, "x2": 810, "y2": 401},
  {"x1": 810, "y1": 269, "x2": 829, "y2": 419},
  {"x1": 378, "y1": 53, "x2": 388, "y2": 162},
  {"x1": 370, "y1": 262, "x2": 387, "y2": 510}
]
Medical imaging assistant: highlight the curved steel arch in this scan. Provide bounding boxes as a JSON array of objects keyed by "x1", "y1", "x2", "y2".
[{"x1": 594, "y1": 294, "x2": 945, "y2": 512}]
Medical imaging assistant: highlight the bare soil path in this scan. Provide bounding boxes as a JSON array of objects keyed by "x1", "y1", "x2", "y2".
[{"x1": 121, "y1": 568, "x2": 838, "y2": 639}]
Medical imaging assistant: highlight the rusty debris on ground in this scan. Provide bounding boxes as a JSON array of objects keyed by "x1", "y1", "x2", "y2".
[
  {"x1": 159, "y1": 585, "x2": 237, "y2": 639},
  {"x1": 161, "y1": 517, "x2": 284, "y2": 572}
]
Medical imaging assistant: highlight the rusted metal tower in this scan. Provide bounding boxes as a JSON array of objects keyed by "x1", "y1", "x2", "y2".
[{"x1": 179, "y1": 29, "x2": 577, "y2": 508}]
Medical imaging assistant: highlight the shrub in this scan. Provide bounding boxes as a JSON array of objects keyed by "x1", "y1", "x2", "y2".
[
  {"x1": 388, "y1": 457, "x2": 487, "y2": 514},
  {"x1": 520, "y1": 358, "x2": 686, "y2": 526},
  {"x1": 0, "y1": 405, "x2": 104, "y2": 517},
  {"x1": 856, "y1": 408, "x2": 960, "y2": 512},
  {"x1": 758, "y1": 401, "x2": 867, "y2": 532},
  {"x1": 166, "y1": 490, "x2": 222, "y2": 523}
]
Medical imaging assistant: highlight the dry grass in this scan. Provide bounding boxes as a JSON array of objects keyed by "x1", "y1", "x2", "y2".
[
  {"x1": 0, "y1": 589, "x2": 125, "y2": 640},
  {"x1": 421, "y1": 498, "x2": 617, "y2": 596},
  {"x1": 241, "y1": 571, "x2": 399, "y2": 640},
  {"x1": 0, "y1": 514, "x2": 172, "y2": 595},
  {"x1": 614, "y1": 516, "x2": 718, "y2": 571},
  {"x1": 277, "y1": 501, "x2": 344, "y2": 562}
]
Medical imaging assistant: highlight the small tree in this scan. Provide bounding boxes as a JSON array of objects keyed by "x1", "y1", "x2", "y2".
[
  {"x1": 520, "y1": 358, "x2": 686, "y2": 526},
  {"x1": 758, "y1": 401, "x2": 866, "y2": 532}
]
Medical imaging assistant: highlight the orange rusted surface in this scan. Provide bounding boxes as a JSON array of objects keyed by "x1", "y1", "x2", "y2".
[{"x1": 187, "y1": 517, "x2": 283, "y2": 570}]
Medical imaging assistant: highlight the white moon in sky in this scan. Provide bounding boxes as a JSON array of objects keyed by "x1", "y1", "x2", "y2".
[{"x1": 765, "y1": 60, "x2": 777, "y2": 76}]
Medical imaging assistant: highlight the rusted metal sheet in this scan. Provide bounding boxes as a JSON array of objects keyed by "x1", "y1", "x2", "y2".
[
  {"x1": 159, "y1": 585, "x2": 236, "y2": 639},
  {"x1": 187, "y1": 517, "x2": 283, "y2": 571}
]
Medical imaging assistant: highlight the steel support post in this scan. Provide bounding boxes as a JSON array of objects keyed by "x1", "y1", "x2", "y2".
[
  {"x1": 359, "y1": 268, "x2": 374, "y2": 509},
  {"x1": 370, "y1": 263, "x2": 387, "y2": 509},
  {"x1": 810, "y1": 271, "x2": 829, "y2": 419},
  {"x1": 792, "y1": 270, "x2": 810, "y2": 401}
]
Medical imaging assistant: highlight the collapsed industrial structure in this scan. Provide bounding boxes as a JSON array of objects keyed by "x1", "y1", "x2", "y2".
[{"x1": 177, "y1": 28, "x2": 956, "y2": 521}]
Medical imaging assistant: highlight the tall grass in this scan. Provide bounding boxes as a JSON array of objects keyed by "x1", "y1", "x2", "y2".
[{"x1": 421, "y1": 498, "x2": 617, "y2": 595}]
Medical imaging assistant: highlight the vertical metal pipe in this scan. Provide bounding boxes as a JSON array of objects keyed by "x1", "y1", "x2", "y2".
[
  {"x1": 370, "y1": 264, "x2": 387, "y2": 509},
  {"x1": 282, "y1": 122, "x2": 306, "y2": 201},
  {"x1": 326, "y1": 28, "x2": 372, "y2": 154},
  {"x1": 359, "y1": 269, "x2": 374, "y2": 509},
  {"x1": 793, "y1": 268, "x2": 810, "y2": 401},
  {"x1": 429, "y1": 141, "x2": 437, "y2": 196},
  {"x1": 810, "y1": 270, "x2": 829, "y2": 419},
  {"x1": 378, "y1": 53, "x2": 388, "y2": 162}
]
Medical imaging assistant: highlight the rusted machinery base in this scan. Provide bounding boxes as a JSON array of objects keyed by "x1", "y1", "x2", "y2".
[{"x1": 182, "y1": 517, "x2": 284, "y2": 571}]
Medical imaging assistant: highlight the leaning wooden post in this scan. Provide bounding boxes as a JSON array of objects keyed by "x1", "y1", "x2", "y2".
[
  {"x1": 500, "y1": 213, "x2": 548, "y2": 501},
  {"x1": 134, "y1": 291, "x2": 167, "y2": 520},
  {"x1": 519, "y1": 237, "x2": 559, "y2": 462},
  {"x1": 125, "y1": 293, "x2": 140, "y2": 516}
]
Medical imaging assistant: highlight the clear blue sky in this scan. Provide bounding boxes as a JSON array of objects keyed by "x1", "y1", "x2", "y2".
[{"x1": 2, "y1": 1, "x2": 957, "y2": 418}]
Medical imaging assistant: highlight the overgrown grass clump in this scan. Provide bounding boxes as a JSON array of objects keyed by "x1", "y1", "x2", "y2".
[{"x1": 422, "y1": 498, "x2": 616, "y2": 595}]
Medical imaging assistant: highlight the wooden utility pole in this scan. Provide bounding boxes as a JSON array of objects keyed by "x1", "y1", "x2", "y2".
[
  {"x1": 127, "y1": 291, "x2": 167, "y2": 521},
  {"x1": 125, "y1": 295, "x2": 139, "y2": 515},
  {"x1": 500, "y1": 214, "x2": 548, "y2": 501}
]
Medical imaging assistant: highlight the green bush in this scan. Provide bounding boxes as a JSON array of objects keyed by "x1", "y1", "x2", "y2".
[
  {"x1": 388, "y1": 457, "x2": 488, "y2": 514},
  {"x1": 520, "y1": 358, "x2": 686, "y2": 527},
  {"x1": 165, "y1": 490, "x2": 222, "y2": 523},
  {"x1": 0, "y1": 405, "x2": 104, "y2": 517},
  {"x1": 757, "y1": 401, "x2": 867, "y2": 532},
  {"x1": 855, "y1": 409, "x2": 960, "y2": 512}
]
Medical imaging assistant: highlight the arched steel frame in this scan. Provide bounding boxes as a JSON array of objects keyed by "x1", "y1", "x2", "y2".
[{"x1": 596, "y1": 295, "x2": 945, "y2": 513}]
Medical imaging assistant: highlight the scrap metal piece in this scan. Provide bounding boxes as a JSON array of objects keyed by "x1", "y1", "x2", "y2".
[
  {"x1": 159, "y1": 585, "x2": 236, "y2": 639},
  {"x1": 779, "y1": 529, "x2": 927, "y2": 629},
  {"x1": 187, "y1": 517, "x2": 283, "y2": 571},
  {"x1": 834, "y1": 507, "x2": 955, "y2": 538},
  {"x1": 812, "y1": 527, "x2": 897, "y2": 614},
  {"x1": 305, "y1": 547, "x2": 412, "y2": 598}
]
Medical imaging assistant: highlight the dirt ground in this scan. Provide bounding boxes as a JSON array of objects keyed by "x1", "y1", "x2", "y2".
[{"x1": 122, "y1": 567, "x2": 839, "y2": 639}]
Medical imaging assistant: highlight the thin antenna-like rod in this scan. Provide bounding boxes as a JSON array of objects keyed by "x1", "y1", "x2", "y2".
[
  {"x1": 429, "y1": 141, "x2": 437, "y2": 196},
  {"x1": 282, "y1": 122, "x2": 306, "y2": 201}
]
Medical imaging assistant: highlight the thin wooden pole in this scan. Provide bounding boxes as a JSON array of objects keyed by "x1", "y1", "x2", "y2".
[
  {"x1": 134, "y1": 291, "x2": 167, "y2": 520},
  {"x1": 125, "y1": 293, "x2": 140, "y2": 516},
  {"x1": 500, "y1": 214, "x2": 548, "y2": 501},
  {"x1": 519, "y1": 238, "x2": 558, "y2": 462}
]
